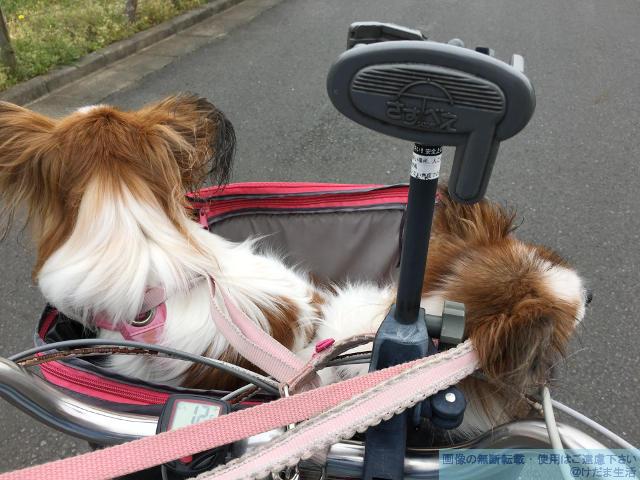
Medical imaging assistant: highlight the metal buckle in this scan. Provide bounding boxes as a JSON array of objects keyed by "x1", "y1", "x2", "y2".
[
  {"x1": 282, "y1": 385, "x2": 296, "y2": 431},
  {"x1": 272, "y1": 466, "x2": 300, "y2": 480},
  {"x1": 271, "y1": 385, "x2": 300, "y2": 480},
  {"x1": 131, "y1": 308, "x2": 155, "y2": 327}
]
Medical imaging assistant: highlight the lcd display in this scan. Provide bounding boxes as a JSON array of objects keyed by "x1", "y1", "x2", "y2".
[{"x1": 169, "y1": 400, "x2": 221, "y2": 430}]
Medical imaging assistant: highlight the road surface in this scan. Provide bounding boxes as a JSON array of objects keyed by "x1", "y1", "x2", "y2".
[{"x1": 1, "y1": 0, "x2": 638, "y2": 472}]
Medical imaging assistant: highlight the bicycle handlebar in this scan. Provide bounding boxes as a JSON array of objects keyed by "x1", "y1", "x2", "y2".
[{"x1": 0, "y1": 356, "x2": 609, "y2": 478}]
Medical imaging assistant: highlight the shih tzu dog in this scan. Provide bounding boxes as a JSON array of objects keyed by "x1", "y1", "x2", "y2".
[{"x1": 0, "y1": 94, "x2": 589, "y2": 441}]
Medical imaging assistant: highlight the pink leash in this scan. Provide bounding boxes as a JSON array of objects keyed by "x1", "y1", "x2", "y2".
[
  {"x1": 205, "y1": 342, "x2": 478, "y2": 480},
  {"x1": 0, "y1": 343, "x2": 478, "y2": 480},
  {"x1": 208, "y1": 278, "x2": 321, "y2": 390}
]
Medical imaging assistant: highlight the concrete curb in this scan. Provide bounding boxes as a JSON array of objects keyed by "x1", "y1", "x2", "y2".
[{"x1": 0, "y1": 0, "x2": 244, "y2": 105}]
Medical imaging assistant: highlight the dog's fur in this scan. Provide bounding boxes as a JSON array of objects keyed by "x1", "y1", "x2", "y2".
[{"x1": 0, "y1": 95, "x2": 588, "y2": 442}]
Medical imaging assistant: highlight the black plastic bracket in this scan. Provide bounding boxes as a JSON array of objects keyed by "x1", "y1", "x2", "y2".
[
  {"x1": 347, "y1": 22, "x2": 426, "y2": 49},
  {"x1": 362, "y1": 306, "x2": 436, "y2": 480}
]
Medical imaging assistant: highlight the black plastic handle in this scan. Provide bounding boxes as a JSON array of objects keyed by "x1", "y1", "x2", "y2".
[{"x1": 327, "y1": 40, "x2": 535, "y2": 203}]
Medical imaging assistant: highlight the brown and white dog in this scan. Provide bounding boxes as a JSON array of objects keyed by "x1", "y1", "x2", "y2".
[{"x1": 0, "y1": 95, "x2": 589, "y2": 442}]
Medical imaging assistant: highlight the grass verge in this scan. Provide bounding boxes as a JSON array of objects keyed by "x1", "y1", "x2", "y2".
[{"x1": 1, "y1": 0, "x2": 209, "y2": 92}]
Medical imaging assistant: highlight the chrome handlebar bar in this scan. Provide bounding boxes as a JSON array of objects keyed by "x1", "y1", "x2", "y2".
[
  {"x1": 0, "y1": 358, "x2": 157, "y2": 444},
  {"x1": 0, "y1": 357, "x2": 608, "y2": 478}
]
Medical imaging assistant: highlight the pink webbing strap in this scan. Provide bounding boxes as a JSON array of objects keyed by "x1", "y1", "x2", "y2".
[
  {"x1": 287, "y1": 334, "x2": 375, "y2": 392},
  {"x1": 208, "y1": 278, "x2": 321, "y2": 389},
  {"x1": 0, "y1": 343, "x2": 477, "y2": 480},
  {"x1": 205, "y1": 343, "x2": 479, "y2": 480}
]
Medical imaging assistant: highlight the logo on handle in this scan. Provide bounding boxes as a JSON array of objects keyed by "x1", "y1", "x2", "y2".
[{"x1": 386, "y1": 79, "x2": 458, "y2": 132}]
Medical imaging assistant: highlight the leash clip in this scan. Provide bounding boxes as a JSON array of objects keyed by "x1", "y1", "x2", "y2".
[
  {"x1": 282, "y1": 384, "x2": 296, "y2": 432},
  {"x1": 271, "y1": 385, "x2": 300, "y2": 480}
]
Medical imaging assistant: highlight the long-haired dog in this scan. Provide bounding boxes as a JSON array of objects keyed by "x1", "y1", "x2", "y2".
[{"x1": 0, "y1": 95, "x2": 589, "y2": 442}]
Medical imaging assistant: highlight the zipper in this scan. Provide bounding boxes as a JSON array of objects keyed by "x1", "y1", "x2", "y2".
[
  {"x1": 40, "y1": 361, "x2": 169, "y2": 405},
  {"x1": 41, "y1": 360, "x2": 266, "y2": 407},
  {"x1": 189, "y1": 182, "x2": 390, "y2": 202},
  {"x1": 197, "y1": 187, "x2": 408, "y2": 219}
]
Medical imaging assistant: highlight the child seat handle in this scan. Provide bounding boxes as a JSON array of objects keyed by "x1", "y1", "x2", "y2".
[
  {"x1": 327, "y1": 34, "x2": 535, "y2": 203},
  {"x1": 327, "y1": 23, "x2": 537, "y2": 480}
]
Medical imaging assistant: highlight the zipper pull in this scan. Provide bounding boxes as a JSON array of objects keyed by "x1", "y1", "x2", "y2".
[{"x1": 199, "y1": 210, "x2": 209, "y2": 230}]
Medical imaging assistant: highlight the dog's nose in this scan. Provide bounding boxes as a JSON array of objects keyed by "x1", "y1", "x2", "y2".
[{"x1": 585, "y1": 289, "x2": 594, "y2": 305}]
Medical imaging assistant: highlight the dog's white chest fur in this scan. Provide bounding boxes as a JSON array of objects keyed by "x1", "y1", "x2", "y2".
[{"x1": 37, "y1": 182, "x2": 318, "y2": 382}]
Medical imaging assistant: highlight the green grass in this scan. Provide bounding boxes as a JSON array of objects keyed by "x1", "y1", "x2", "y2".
[{"x1": 0, "y1": 0, "x2": 210, "y2": 92}]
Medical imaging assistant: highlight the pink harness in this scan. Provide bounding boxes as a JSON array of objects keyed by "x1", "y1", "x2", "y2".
[
  {"x1": 0, "y1": 277, "x2": 479, "y2": 480},
  {"x1": 93, "y1": 286, "x2": 168, "y2": 343},
  {"x1": 93, "y1": 279, "x2": 319, "y2": 388}
]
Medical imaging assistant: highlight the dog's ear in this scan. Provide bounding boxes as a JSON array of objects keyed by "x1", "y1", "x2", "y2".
[
  {"x1": 467, "y1": 299, "x2": 575, "y2": 393},
  {"x1": 434, "y1": 185, "x2": 517, "y2": 243},
  {"x1": 0, "y1": 102, "x2": 56, "y2": 234},
  {"x1": 141, "y1": 94, "x2": 235, "y2": 189}
]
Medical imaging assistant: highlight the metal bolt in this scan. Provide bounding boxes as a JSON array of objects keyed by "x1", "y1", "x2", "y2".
[{"x1": 445, "y1": 392, "x2": 456, "y2": 403}]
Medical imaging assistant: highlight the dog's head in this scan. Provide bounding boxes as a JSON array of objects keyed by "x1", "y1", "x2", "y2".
[
  {"x1": 0, "y1": 94, "x2": 235, "y2": 274},
  {"x1": 428, "y1": 187, "x2": 590, "y2": 397}
]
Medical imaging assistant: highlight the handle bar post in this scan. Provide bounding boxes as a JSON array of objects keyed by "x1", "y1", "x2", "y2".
[
  {"x1": 362, "y1": 144, "x2": 442, "y2": 480},
  {"x1": 395, "y1": 144, "x2": 442, "y2": 323}
]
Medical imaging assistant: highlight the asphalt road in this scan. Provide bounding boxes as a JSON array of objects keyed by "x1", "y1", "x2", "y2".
[{"x1": 1, "y1": 0, "x2": 639, "y2": 473}]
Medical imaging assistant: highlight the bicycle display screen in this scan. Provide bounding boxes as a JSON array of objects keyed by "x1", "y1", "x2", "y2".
[
  {"x1": 157, "y1": 395, "x2": 231, "y2": 478},
  {"x1": 158, "y1": 395, "x2": 230, "y2": 434},
  {"x1": 169, "y1": 400, "x2": 221, "y2": 430}
]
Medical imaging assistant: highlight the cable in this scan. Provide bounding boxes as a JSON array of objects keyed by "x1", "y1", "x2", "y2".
[
  {"x1": 8, "y1": 339, "x2": 279, "y2": 395},
  {"x1": 325, "y1": 352, "x2": 372, "y2": 367},
  {"x1": 551, "y1": 398, "x2": 640, "y2": 455},
  {"x1": 542, "y1": 386, "x2": 574, "y2": 480},
  {"x1": 476, "y1": 372, "x2": 640, "y2": 455},
  {"x1": 221, "y1": 383, "x2": 261, "y2": 402}
]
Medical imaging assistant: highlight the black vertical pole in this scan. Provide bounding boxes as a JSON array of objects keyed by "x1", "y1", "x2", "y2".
[
  {"x1": 395, "y1": 144, "x2": 442, "y2": 324},
  {"x1": 362, "y1": 144, "x2": 442, "y2": 480}
]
